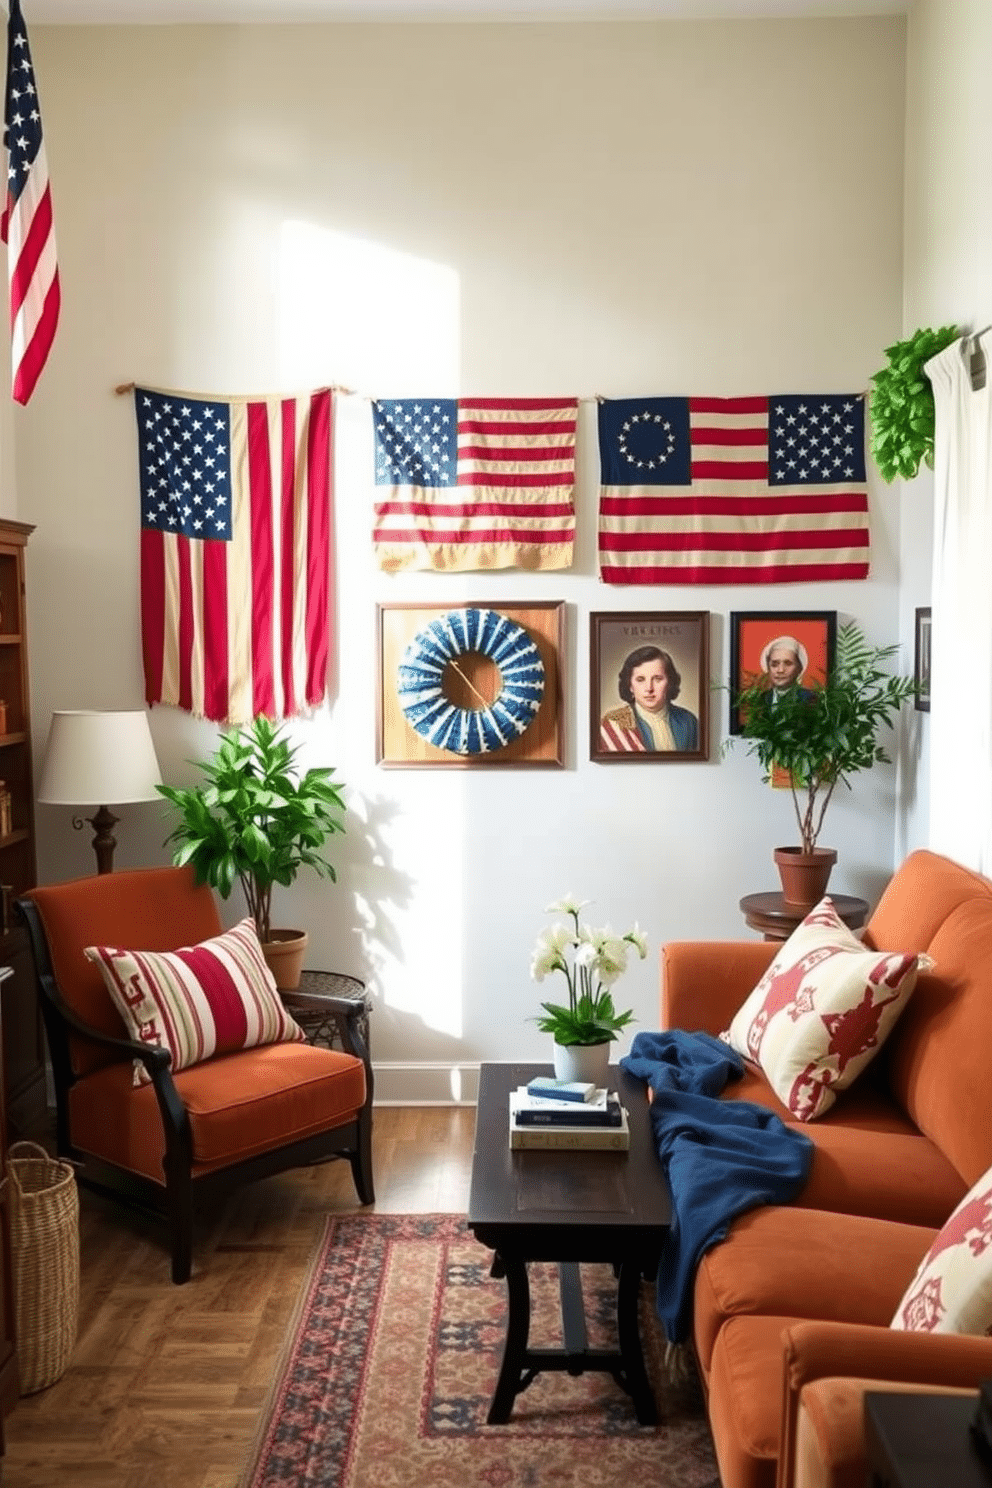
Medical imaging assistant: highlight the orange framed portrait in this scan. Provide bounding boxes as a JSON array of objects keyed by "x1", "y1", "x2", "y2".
[{"x1": 729, "y1": 610, "x2": 837, "y2": 737}]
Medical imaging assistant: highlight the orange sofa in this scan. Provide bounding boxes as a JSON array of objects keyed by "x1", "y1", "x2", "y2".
[{"x1": 660, "y1": 849, "x2": 992, "y2": 1488}]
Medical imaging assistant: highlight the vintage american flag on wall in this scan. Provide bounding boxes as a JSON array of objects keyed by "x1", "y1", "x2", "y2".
[
  {"x1": 372, "y1": 396, "x2": 577, "y2": 571},
  {"x1": 597, "y1": 394, "x2": 870, "y2": 584},
  {"x1": 2, "y1": 0, "x2": 59, "y2": 405},
  {"x1": 135, "y1": 386, "x2": 333, "y2": 725}
]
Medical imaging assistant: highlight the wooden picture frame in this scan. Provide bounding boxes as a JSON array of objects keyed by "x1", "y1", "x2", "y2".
[
  {"x1": 590, "y1": 611, "x2": 709, "y2": 762},
  {"x1": 376, "y1": 601, "x2": 565, "y2": 768},
  {"x1": 914, "y1": 607, "x2": 931, "y2": 713},
  {"x1": 728, "y1": 610, "x2": 837, "y2": 736}
]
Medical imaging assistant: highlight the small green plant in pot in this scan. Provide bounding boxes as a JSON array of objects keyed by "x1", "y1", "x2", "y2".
[
  {"x1": 156, "y1": 715, "x2": 346, "y2": 986},
  {"x1": 530, "y1": 894, "x2": 646, "y2": 1084},
  {"x1": 728, "y1": 622, "x2": 915, "y2": 907},
  {"x1": 868, "y1": 323, "x2": 959, "y2": 483}
]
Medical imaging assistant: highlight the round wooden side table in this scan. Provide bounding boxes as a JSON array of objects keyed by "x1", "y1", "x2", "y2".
[{"x1": 739, "y1": 891, "x2": 869, "y2": 942}]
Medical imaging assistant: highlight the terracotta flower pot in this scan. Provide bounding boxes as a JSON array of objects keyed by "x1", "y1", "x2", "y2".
[
  {"x1": 261, "y1": 929, "x2": 308, "y2": 990},
  {"x1": 773, "y1": 847, "x2": 837, "y2": 910}
]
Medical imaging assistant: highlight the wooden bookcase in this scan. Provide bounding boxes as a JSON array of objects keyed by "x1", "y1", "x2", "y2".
[
  {"x1": 0, "y1": 966, "x2": 19, "y2": 1440},
  {"x1": 0, "y1": 521, "x2": 44, "y2": 1135}
]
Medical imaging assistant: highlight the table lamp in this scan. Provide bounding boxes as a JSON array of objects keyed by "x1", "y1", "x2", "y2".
[{"x1": 37, "y1": 710, "x2": 163, "y2": 873}]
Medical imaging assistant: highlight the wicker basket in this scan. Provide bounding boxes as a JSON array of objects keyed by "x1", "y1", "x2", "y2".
[{"x1": 8, "y1": 1141, "x2": 79, "y2": 1394}]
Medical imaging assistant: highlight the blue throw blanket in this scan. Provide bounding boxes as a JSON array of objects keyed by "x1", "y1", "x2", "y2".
[{"x1": 620, "y1": 1029, "x2": 814, "y2": 1344}]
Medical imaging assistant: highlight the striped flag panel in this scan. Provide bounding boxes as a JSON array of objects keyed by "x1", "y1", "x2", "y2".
[
  {"x1": 373, "y1": 396, "x2": 577, "y2": 572},
  {"x1": 135, "y1": 386, "x2": 332, "y2": 724},
  {"x1": 597, "y1": 394, "x2": 870, "y2": 585},
  {"x1": 2, "y1": 0, "x2": 60, "y2": 405}
]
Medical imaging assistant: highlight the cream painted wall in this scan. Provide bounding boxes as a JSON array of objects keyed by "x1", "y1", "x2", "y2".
[
  {"x1": 17, "y1": 18, "x2": 907, "y2": 1099},
  {"x1": 897, "y1": 0, "x2": 992, "y2": 859}
]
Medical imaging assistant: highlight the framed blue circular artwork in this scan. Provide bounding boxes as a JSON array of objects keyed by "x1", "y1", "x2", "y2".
[{"x1": 396, "y1": 607, "x2": 545, "y2": 755}]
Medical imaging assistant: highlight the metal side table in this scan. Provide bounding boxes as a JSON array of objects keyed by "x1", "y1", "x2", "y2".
[{"x1": 278, "y1": 969, "x2": 372, "y2": 1064}]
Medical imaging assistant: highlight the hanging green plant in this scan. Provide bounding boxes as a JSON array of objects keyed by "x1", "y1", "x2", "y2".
[{"x1": 868, "y1": 323, "x2": 960, "y2": 483}]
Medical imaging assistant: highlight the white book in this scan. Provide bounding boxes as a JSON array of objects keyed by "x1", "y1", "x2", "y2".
[{"x1": 513, "y1": 1085, "x2": 610, "y2": 1115}]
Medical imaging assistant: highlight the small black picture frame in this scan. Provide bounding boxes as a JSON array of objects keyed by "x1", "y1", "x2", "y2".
[
  {"x1": 914, "y1": 607, "x2": 931, "y2": 713},
  {"x1": 590, "y1": 611, "x2": 709, "y2": 762},
  {"x1": 728, "y1": 610, "x2": 837, "y2": 736}
]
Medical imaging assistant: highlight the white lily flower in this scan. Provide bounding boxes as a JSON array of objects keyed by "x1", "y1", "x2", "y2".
[
  {"x1": 626, "y1": 923, "x2": 649, "y2": 960},
  {"x1": 530, "y1": 894, "x2": 647, "y2": 1040},
  {"x1": 530, "y1": 943, "x2": 561, "y2": 982},
  {"x1": 530, "y1": 922, "x2": 574, "y2": 975},
  {"x1": 532, "y1": 946, "x2": 556, "y2": 982},
  {"x1": 593, "y1": 936, "x2": 629, "y2": 986},
  {"x1": 533, "y1": 923, "x2": 574, "y2": 956},
  {"x1": 574, "y1": 939, "x2": 598, "y2": 968},
  {"x1": 545, "y1": 893, "x2": 591, "y2": 916}
]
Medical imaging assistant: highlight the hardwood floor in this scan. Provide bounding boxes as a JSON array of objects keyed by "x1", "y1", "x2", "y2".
[{"x1": 2, "y1": 1105, "x2": 478, "y2": 1488}]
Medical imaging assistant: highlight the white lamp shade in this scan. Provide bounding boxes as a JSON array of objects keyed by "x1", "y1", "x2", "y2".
[{"x1": 37, "y1": 711, "x2": 163, "y2": 806}]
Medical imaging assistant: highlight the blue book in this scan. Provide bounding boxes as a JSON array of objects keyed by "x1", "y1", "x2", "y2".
[{"x1": 525, "y1": 1077, "x2": 596, "y2": 1103}]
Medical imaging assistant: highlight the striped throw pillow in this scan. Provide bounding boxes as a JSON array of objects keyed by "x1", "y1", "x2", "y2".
[{"x1": 85, "y1": 917, "x2": 306, "y2": 1087}]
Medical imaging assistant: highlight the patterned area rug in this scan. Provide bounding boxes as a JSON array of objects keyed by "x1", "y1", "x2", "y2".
[{"x1": 242, "y1": 1213, "x2": 720, "y2": 1487}]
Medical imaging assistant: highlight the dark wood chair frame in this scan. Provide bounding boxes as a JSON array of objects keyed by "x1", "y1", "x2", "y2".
[{"x1": 16, "y1": 898, "x2": 375, "y2": 1284}]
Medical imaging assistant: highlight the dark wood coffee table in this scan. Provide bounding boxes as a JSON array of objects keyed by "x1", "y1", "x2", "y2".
[
  {"x1": 467, "y1": 1060, "x2": 671, "y2": 1425},
  {"x1": 865, "y1": 1390, "x2": 986, "y2": 1488}
]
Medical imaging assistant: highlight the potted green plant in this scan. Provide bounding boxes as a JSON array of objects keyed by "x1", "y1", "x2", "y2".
[
  {"x1": 530, "y1": 894, "x2": 646, "y2": 1085},
  {"x1": 868, "y1": 323, "x2": 959, "y2": 483},
  {"x1": 728, "y1": 621, "x2": 916, "y2": 908},
  {"x1": 156, "y1": 715, "x2": 346, "y2": 988}
]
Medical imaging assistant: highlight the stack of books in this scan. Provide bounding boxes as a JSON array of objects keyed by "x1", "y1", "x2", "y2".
[{"x1": 508, "y1": 1080, "x2": 630, "y2": 1150}]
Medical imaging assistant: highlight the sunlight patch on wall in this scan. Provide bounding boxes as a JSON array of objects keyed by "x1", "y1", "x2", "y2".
[
  {"x1": 370, "y1": 838, "x2": 468, "y2": 1042},
  {"x1": 278, "y1": 221, "x2": 461, "y2": 392},
  {"x1": 277, "y1": 222, "x2": 466, "y2": 1046}
]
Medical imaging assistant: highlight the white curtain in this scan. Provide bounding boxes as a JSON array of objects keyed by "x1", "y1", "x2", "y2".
[{"x1": 927, "y1": 329, "x2": 992, "y2": 872}]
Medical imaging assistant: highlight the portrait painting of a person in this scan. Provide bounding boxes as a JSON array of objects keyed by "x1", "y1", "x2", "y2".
[
  {"x1": 600, "y1": 645, "x2": 699, "y2": 754},
  {"x1": 729, "y1": 611, "x2": 834, "y2": 739},
  {"x1": 758, "y1": 635, "x2": 818, "y2": 705}
]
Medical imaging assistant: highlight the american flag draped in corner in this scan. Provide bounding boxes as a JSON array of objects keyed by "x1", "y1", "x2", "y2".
[
  {"x1": 134, "y1": 386, "x2": 333, "y2": 725},
  {"x1": 2, "y1": 0, "x2": 59, "y2": 405}
]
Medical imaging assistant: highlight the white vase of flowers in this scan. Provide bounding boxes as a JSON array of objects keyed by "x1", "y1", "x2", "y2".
[
  {"x1": 530, "y1": 894, "x2": 647, "y2": 1078},
  {"x1": 551, "y1": 1039, "x2": 612, "y2": 1087}
]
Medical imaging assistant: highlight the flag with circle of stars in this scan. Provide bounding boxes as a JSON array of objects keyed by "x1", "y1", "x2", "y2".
[
  {"x1": 372, "y1": 395, "x2": 577, "y2": 572},
  {"x1": 134, "y1": 385, "x2": 333, "y2": 725},
  {"x1": 597, "y1": 393, "x2": 869, "y2": 585}
]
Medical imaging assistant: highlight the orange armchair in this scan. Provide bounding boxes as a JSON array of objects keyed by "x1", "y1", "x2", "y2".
[{"x1": 17, "y1": 865, "x2": 374, "y2": 1284}]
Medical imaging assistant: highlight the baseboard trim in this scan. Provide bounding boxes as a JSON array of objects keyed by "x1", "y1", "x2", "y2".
[{"x1": 371, "y1": 1062, "x2": 482, "y2": 1106}]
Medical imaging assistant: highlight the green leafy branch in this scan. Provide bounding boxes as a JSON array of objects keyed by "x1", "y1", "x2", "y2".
[
  {"x1": 869, "y1": 324, "x2": 960, "y2": 482},
  {"x1": 729, "y1": 622, "x2": 916, "y2": 855}
]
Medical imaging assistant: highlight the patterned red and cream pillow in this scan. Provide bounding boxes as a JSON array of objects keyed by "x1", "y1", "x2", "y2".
[
  {"x1": 85, "y1": 917, "x2": 305, "y2": 1087},
  {"x1": 892, "y1": 1164, "x2": 992, "y2": 1333},
  {"x1": 722, "y1": 897, "x2": 931, "y2": 1122}
]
